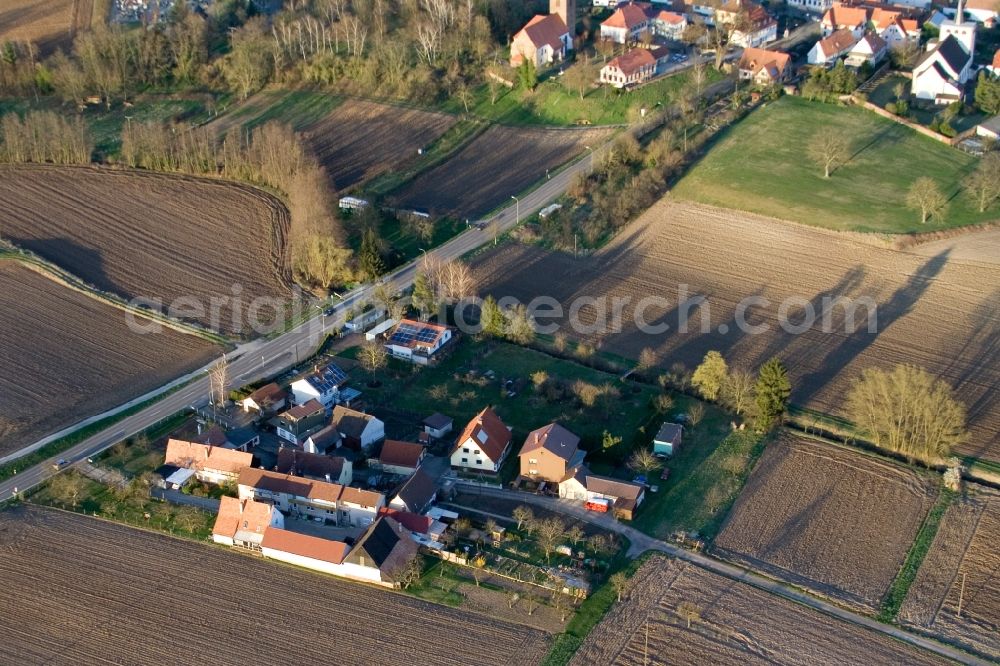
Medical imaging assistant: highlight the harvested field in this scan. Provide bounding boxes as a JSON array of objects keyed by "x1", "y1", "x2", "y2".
[
  {"x1": 0, "y1": 0, "x2": 84, "y2": 52},
  {"x1": 0, "y1": 261, "x2": 219, "y2": 456},
  {"x1": 393, "y1": 125, "x2": 613, "y2": 218},
  {"x1": 571, "y1": 555, "x2": 947, "y2": 666},
  {"x1": 714, "y1": 434, "x2": 936, "y2": 612},
  {"x1": 0, "y1": 165, "x2": 292, "y2": 336},
  {"x1": 470, "y1": 199, "x2": 1000, "y2": 461},
  {"x1": 913, "y1": 228, "x2": 1000, "y2": 267},
  {"x1": 0, "y1": 506, "x2": 551, "y2": 665},
  {"x1": 900, "y1": 484, "x2": 1000, "y2": 658},
  {"x1": 304, "y1": 99, "x2": 456, "y2": 190}
]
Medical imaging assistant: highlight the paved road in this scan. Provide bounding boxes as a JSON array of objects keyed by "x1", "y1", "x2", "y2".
[
  {"x1": 452, "y1": 485, "x2": 994, "y2": 666},
  {"x1": 0, "y1": 138, "x2": 602, "y2": 502}
]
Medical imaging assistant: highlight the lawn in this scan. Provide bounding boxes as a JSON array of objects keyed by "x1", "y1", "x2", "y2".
[
  {"x1": 444, "y1": 67, "x2": 718, "y2": 127},
  {"x1": 228, "y1": 89, "x2": 344, "y2": 131},
  {"x1": 673, "y1": 96, "x2": 993, "y2": 234},
  {"x1": 867, "y1": 74, "x2": 986, "y2": 133}
]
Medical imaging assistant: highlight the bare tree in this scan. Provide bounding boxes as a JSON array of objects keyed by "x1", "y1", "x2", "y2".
[
  {"x1": 536, "y1": 517, "x2": 566, "y2": 562},
  {"x1": 610, "y1": 571, "x2": 630, "y2": 602},
  {"x1": 358, "y1": 339, "x2": 388, "y2": 381},
  {"x1": 388, "y1": 553, "x2": 424, "y2": 589},
  {"x1": 47, "y1": 472, "x2": 87, "y2": 509},
  {"x1": 688, "y1": 402, "x2": 706, "y2": 428},
  {"x1": 566, "y1": 525, "x2": 585, "y2": 546},
  {"x1": 677, "y1": 601, "x2": 702, "y2": 629},
  {"x1": 173, "y1": 505, "x2": 204, "y2": 532},
  {"x1": 907, "y1": 177, "x2": 948, "y2": 224},
  {"x1": 209, "y1": 356, "x2": 229, "y2": 406},
  {"x1": 808, "y1": 129, "x2": 850, "y2": 178},
  {"x1": 627, "y1": 448, "x2": 663, "y2": 475},
  {"x1": 964, "y1": 153, "x2": 1000, "y2": 212},
  {"x1": 721, "y1": 371, "x2": 755, "y2": 416},
  {"x1": 512, "y1": 505, "x2": 534, "y2": 530},
  {"x1": 636, "y1": 347, "x2": 657, "y2": 374},
  {"x1": 470, "y1": 554, "x2": 487, "y2": 586},
  {"x1": 523, "y1": 593, "x2": 540, "y2": 616}
]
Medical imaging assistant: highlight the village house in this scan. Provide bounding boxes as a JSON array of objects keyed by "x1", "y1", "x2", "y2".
[
  {"x1": 303, "y1": 424, "x2": 342, "y2": 455},
  {"x1": 601, "y1": 2, "x2": 653, "y2": 43},
  {"x1": 275, "y1": 448, "x2": 352, "y2": 486},
  {"x1": 821, "y1": 2, "x2": 870, "y2": 37},
  {"x1": 787, "y1": 0, "x2": 835, "y2": 15},
  {"x1": 964, "y1": 0, "x2": 998, "y2": 26},
  {"x1": 331, "y1": 405, "x2": 385, "y2": 452},
  {"x1": 212, "y1": 496, "x2": 284, "y2": 549},
  {"x1": 912, "y1": 1, "x2": 976, "y2": 104},
  {"x1": 599, "y1": 46, "x2": 671, "y2": 88},
  {"x1": 238, "y1": 468, "x2": 385, "y2": 527},
  {"x1": 807, "y1": 28, "x2": 859, "y2": 65},
  {"x1": 510, "y1": 0, "x2": 573, "y2": 69},
  {"x1": 342, "y1": 517, "x2": 420, "y2": 586},
  {"x1": 871, "y1": 8, "x2": 921, "y2": 46},
  {"x1": 377, "y1": 507, "x2": 443, "y2": 544},
  {"x1": 518, "y1": 422, "x2": 585, "y2": 483},
  {"x1": 389, "y1": 468, "x2": 438, "y2": 514},
  {"x1": 558, "y1": 466, "x2": 646, "y2": 520},
  {"x1": 846, "y1": 32, "x2": 888, "y2": 66},
  {"x1": 651, "y1": 9, "x2": 687, "y2": 39},
  {"x1": 163, "y1": 439, "x2": 253, "y2": 485},
  {"x1": 653, "y1": 422, "x2": 684, "y2": 456},
  {"x1": 423, "y1": 413, "x2": 454, "y2": 439},
  {"x1": 238, "y1": 382, "x2": 287, "y2": 415},
  {"x1": 275, "y1": 400, "x2": 327, "y2": 446},
  {"x1": 384, "y1": 319, "x2": 453, "y2": 365},
  {"x1": 449, "y1": 407, "x2": 513, "y2": 473},
  {"x1": 378, "y1": 440, "x2": 426, "y2": 476},
  {"x1": 976, "y1": 114, "x2": 1000, "y2": 140},
  {"x1": 730, "y1": 3, "x2": 779, "y2": 47},
  {"x1": 289, "y1": 363, "x2": 348, "y2": 409},
  {"x1": 259, "y1": 527, "x2": 352, "y2": 577}
]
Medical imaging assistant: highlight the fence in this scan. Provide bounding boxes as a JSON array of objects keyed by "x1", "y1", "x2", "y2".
[{"x1": 855, "y1": 98, "x2": 962, "y2": 147}]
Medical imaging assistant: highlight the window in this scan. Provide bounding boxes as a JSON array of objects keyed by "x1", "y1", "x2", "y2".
[
  {"x1": 462, "y1": 447, "x2": 470, "y2": 453},
  {"x1": 473, "y1": 449, "x2": 481, "y2": 455},
  {"x1": 476, "y1": 430, "x2": 488, "y2": 444},
  {"x1": 529, "y1": 469, "x2": 538, "y2": 475},
  {"x1": 461, "y1": 457, "x2": 468, "y2": 463},
  {"x1": 528, "y1": 458, "x2": 538, "y2": 465},
  {"x1": 476, "y1": 459, "x2": 483, "y2": 466}
]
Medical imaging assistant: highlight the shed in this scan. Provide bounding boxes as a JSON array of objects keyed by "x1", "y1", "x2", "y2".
[
  {"x1": 423, "y1": 412, "x2": 454, "y2": 439},
  {"x1": 365, "y1": 318, "x2": 397, "y2": 341},
  {"x1": 653, "y1": 422, "x2": 684, "y2": 456}
]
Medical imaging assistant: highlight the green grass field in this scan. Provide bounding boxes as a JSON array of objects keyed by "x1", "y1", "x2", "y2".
[{"x1": 673, "y1": 96, "x2": 993, "y2": 234}]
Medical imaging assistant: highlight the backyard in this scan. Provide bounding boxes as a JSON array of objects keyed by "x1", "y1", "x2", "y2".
[{"x1": 673, "y1": 96, "x2": 992, "y2": 233}]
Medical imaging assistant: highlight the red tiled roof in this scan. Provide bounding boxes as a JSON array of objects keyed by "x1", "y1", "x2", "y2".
[
  {"x1": 213, "y1": 496, "x2": 274, "y2": 539},
  {"x1": 817, "y1": 28, "x2": 858, "y2": 57},
  {"x1": 340, "y1": 485, "x2": 384, "y2": 508},
  {"x1": 282, "y1": 399, "x2": 325, "y2": 421},
  {"x1": 517, "y1": 13, "x2": 570, "y2": 51},
  {"x1": 739, "y1": 47, "x2": 791, "y2": 78},
  {"x1": 993, "y1": 48, "x2": 1000, "y2": 69},
  {"x1": 380, "y1": 440, "x2": 424, "y2": 469},
  {"x1": 261, "y1": 527, "x2": 350, "y2": 564},
  {"x1": 603, "y1": 2, "x2": 651, "y2": 29},
  {"x1": 378, "y1": 507, "x2": 432, "y2": 534},
  {"x1": 238, "y1": 468, "x2": 345, "y2": 504},
  {"x1": 246, "y1": 382, "x2": 285, "y2": 406},
  {"x1": 605, "y1": 47, "x2": 657, "y2": 77},
  {"x1": 454, "y1": 407, "x2": 511, "y2": 463},
  {"x1": 655, "y1": 10, "x2": 685, "y2": 24},
  {"x1": 165, "y1": 439, "x2": 252, "y2": 475},
  {"x1": 823, "y1": 2, "x2": 869, "y2": 28}
]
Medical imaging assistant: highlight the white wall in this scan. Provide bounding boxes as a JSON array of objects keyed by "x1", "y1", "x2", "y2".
[
  {"x1": 450, "y1": 436, "x2": 500, "y2": 471},
  {"x1": 260, "y1": 548, "x2": 388, "y2": 585}
]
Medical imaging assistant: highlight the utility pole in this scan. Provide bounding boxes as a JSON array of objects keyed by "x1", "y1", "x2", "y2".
[
  {"x1": 957, "y1": 571, "x2": 966, "y2": 618},
  {"x1": 644, "y1": 619, "x2": 649, "y2": 666},
  {"x1": 510, "y1": 194, "x2": 520, "y2": 236}
]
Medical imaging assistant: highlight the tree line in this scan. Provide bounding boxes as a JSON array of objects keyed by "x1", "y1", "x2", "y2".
[{"x1": 0, "y1": 110, "x2": 92, "y2": 165}]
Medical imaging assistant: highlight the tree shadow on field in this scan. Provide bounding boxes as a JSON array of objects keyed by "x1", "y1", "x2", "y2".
[
  {"x1": 5, "y1": 236, "x2": 114, "y2": 297},
  {"x1": 761, "y1": 487, "x2": 834, "y2": 562}
]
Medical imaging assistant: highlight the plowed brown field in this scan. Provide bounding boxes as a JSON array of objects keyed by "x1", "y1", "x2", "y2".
[
  {"x1": 0, "y1": 0, "x2": 80, "y2": 52},
  {"x1": 571, "y1": 555, "x2": 947, "y2": 666},
  {"x1": 304, "y1": 99, "x2": 456, "y2": 190},
  {"x1": 470, "y1": 199, "x2": 1000, "y2": 461},
  {"x1": 393, "y1": 124, "x2": 613, "y2": 218},
  {"x1": 0, "y1": 165, "x2": 292, "y2": 336},
  {"x1": 0, "y1": 261, "x2": 219, "y2": 456},
  {"x1": 900, "y1": 484, "x2": 1000, "y2": 659},
  {"x1": 713, "y1": 434, "x2": 936, "y2": 612},
  {"x1": 0, "y1": 506, "x2": 551, "y2": 665}
]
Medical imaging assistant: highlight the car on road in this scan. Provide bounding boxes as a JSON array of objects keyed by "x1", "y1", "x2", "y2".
[
  {"x1": 52, "y1": 459, "x2": 69, "y2": 470},
  {"x1": 323, "y1": 307, "x2": 336, "y2": 317}
]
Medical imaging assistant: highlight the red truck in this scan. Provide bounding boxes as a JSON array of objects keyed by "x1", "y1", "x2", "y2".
[{"x1": 584, "y1": 498, "x2": 611, "y2": 513}]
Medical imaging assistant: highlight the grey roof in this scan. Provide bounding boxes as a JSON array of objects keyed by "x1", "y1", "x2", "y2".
[
  {"x1": 306, "y1": 424, "x2": 342, "y2": 450},
  {"x1": 332, "y1": 406, "x2": 380, "y2": 439},
  {"x1": 918, "y1": 34, "x2": 971, "y2": 78},
  {"x1": 979, "y1": 115, "x2": 1000, "y2": 133},
  {"x1": 586, "y1": 475, "x2": 643, "y2": 501},
  {"x1": 655, "y1": 423, "x2": 683, "y2": 444},
  {"x1": 345, "y1": 517, "x2": 404, "y2": 568},
  {"x1": 520, "y1": 422, "x2": 581, "y2": 462},
  {"x1": 393, "y1": 468, "x2": 437, "y2": 511},
  {"x1": 423, "y1": 412, "x2": 453, "y2": 429},
  {"x1": 275, "y1": 448, "x2": 346, "y2": 480},
  {"x1": 226, "y1": 427, "x2": 259, "y2": 447}
]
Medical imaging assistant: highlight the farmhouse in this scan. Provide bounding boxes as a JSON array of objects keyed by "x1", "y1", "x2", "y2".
[
  {"x1": 212, "y1": 496, "x2": 284, "y2": 549},
  {"x1": 237, "y1": 468, "x2": 385, "y2": 527},
  {"x1": 275, "y1": 400, "x2": 327, "y2": 446},
  {"x1": 238, "y1": 382, "x2": 286, "y2": 415},
  {"x1": 275, "y1": 448, "x2": 352, "y2": 485},
  {"x1": 912, "y1": 4, "x2": 976, "y2": 104},
  {"x1": 289, "y1": 363, "x2": 348, "y2": 409},
  {"x1": 730, "y1": 3, "x2": 779, "y2": 47},
  {"x1": 423, "y1": 412, "x2": 454, "y2": 439},
  {"x1": 378, "y1": 507, "x2": 436, "y2": 538},
  {"x1": 599, "y1": 46, "x2": 671, "y2": 88},
  {"x1": 558, "y1": 467, "x2": 646, "y2": 519},
  {"x1": 510, "y1": 12, "x2": 572, "y2": 68},
  {"x1": 378, "y1": 440, "x2": 426, "y2": 476},
  {"x1": 389, "y1": 468, "x2": 439, "y2": 513},
  {"x1": 331, "y1": 405, "x2": 385, "y2": 452},
  {"x1": 385, "y1": 319, "x2": 453, "y2": 365},
  {"x1": 653, "y1": 422, "x2": 684, "y2": 456},
  {"x1": 519, "y1": 422, "x2": 584, "y2": 483},
  {"x1": 341, "y1": 516, "x2": 420, "y2": 586},
  {"x1": 450, "y1": 407, "x2": 513, "y2": 473},
  {"x1": 807, "y1": 29, "x2": 859, "y2": 65},
  {"x1": 738, "y1": 47, "x2": 793, "y2": 84},
  {"x1": 600, "y1": 2, "x2": 652, "y2": 43},
  {"x1": 163, "y1": 439, "x2": 253, "y2": 485},
  {"x1": 846, "y1": 32, "x2": 888, "y2": 66},
  {"x1": 303, "y1": 424, "x2": 342, "y2": 454},
  {"x1": 260, "y1": 527, "x2": 352, "y2": 576}
]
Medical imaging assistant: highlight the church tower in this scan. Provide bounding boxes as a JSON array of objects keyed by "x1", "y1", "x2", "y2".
[
  {"x1": 940, "y1": 0, "x2": 976, "y2": 56},
  {"x1": 550, "y1": 0, "x2": 576, "y2": 34}
]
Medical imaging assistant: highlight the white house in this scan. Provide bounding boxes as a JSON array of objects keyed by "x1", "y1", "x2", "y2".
[
  {"x1": 846, "y1": 33, "x2": 888, "y2": 67},
  {"x1": 965, "y1": 0, "x2": 998, "y2": 26},
  {"x1": 510, "y1": 13, "x2": 572, "y2": 68},
  {"x1": 976, "y1": 115, "x2": 1000, "y2": 140},
  {"x1": 557, "y1": 467, "x2": 646, "y2": 519},
  {"x1": 275, "y1": 400, "x2": 328, "y2": 446},
  {"x1": 423, "y1": 413, "x2": 454, "y2": 439},
  {"x1": 378, "y1": 440, "x2": 426, "y2": 476},
  {"x1": 331, "y1": 405, "x2": 385, "y2": 452},
  {"x1": 821, "y1": 3, "x2": 869, "y2": 38},
  {"x1": 599, "y1": 46, "x2": 670, "y2": 88},
  {"x1": 212, "y1": 496, "x2": 284, "y2": 549},
  {"x1": 600, "y1": 2, "x2": 652, "y2": 43},
  {"x1": 238, "y1": 468, "x2": 385, "y2": 528},
  {"x1": 385, "y1": 319, "x2": 453, "y2": 365},
  {"x1": 871, "y1": 8, "x2": 921, "y2": 47},
  {"x1": 289, "y1": 363, "x2": 348, "y2": 409},
  {"x1": 389, "y1": 468, "x2": 438, "y2": 514},
  {"x1": 651, "y1": 10, "x2": 687, "y2": 39},
  {"x1": 787, "y1": 0, "x2": 835, "y2": 15},
  {"x1": 912, "y1": 3, "x2": 976, "y2": 104},
  {"x1": 275, "y1": 448, "x2": 352, "y2": 485},
  {"x1": 449, "y1": 406, "x2": 513, "y2": 473},
  {"x1": 238, "y1": 382, "x2": 286, "y2": 415},
  {"x1": 163, "y1": 439, "x2": 253, "y2": 486},
  {"x1": 807, "y1": 28, "x2": 858, "y2": 65},
  {"x1": 730, "y1": 3, "x2": 778, "y2": 47}
]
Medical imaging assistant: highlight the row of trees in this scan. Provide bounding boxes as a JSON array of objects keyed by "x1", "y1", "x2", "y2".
[
  {"x1": 0, "y1": 110, "x2": 92, "y2": 165},
  {"x1": 690, "y1": 351, "x2": 791, "y2": 430}
]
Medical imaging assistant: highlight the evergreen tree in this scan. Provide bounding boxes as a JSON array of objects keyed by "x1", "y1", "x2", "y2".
[
  {"x1": 358, "y1": 228, "x2": 384, "y2": 280},
  {"x1": 411, "y1": 270, "x2": 438, "y2": 320},
  {"x1": 479, "y1": 295, "x2": 506, "y2": 338},
  {"x1": 754, "y1": 357, "x2": 791, "y2": 430}
]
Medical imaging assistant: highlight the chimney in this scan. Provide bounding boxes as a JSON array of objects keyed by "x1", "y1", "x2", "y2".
[{"x1": 325, "y1": 473, "x2": 332, "y2": 483}]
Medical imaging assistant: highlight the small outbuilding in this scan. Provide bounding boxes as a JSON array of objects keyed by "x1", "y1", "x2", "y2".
[
  {"x1": 423, "y1": 413, "x2": 454, "y2": 439},
  {"x1": 653, "y1": 423, "x2": 684, "y2": 457}
]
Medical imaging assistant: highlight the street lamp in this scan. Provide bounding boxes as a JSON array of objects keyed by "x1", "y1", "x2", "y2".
[{"x1": 510, "y1": 194, "x2": 520, "y2": 225}]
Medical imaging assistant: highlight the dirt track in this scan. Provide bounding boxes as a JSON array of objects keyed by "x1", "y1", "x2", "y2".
[
  {"x1": 471, "y1": 199, "x2": 1000, "y2": 462},
  {"x1": 393, "y1": 125, "x2": 613, "y2": 219},
  {"x1": 571, "y1": 555, "x2": 948, "y2": 665},
  {"x1": 0, "y1": 165, "x2": 292, "y2": 336},
  {"x1": 0, "y1": 506, "x2": 551, "y2": 665},
  {"x1": 0, "y1": 261, "x2": 219, "y2": 456},
  {"x1": 713, "y1": 434, "x2": 936, "y2": 612}
]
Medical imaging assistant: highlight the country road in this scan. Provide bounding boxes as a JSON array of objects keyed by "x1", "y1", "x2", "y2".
[
  {"x1": 0, "y1": 136, "x2": 598, "y2": 501},
  {"x1": 450, "y1": 485, "x2": 995, "y2": 666}
]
